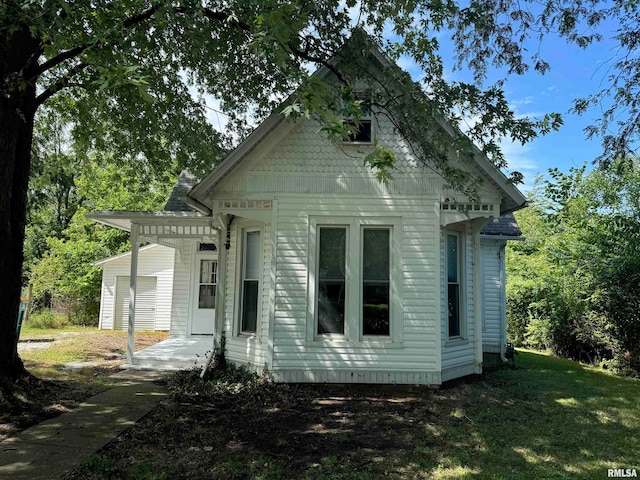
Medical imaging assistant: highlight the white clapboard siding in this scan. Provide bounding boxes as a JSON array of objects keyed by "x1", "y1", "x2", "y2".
[
  {"x1": 482, "y1": 239, "x2": 504, "y2": 349},
  {"x1": 114, "y1": 276, "x2": 157, "y2": 331},
  {"x1": 170, "y1": 239, "x2": 194, "y2": 338},
  {"x1": 96, "y1": 244, "x2": 174, "y2": 331},
  {"x1": 270, "y1": 195, "x2": 440, "y2": 376}
]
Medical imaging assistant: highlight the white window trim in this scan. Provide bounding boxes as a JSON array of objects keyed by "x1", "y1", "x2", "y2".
[
  {"x1": 307, "y1": 216, "x2": 402, "y2": 346},
  {"x1": 341, "y1": 93, "x2": 376, "y2": 146},
  {"x1": 235, "y1": 222, "x2": 263, "y2": 337},
  {"x1": 445, "y1": 230, "x2": 466, "y2": 341}
]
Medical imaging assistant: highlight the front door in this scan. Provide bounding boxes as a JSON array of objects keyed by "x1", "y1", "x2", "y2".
[{"x1": 190, "y1": 254, "x2": 217, "y2": 335}]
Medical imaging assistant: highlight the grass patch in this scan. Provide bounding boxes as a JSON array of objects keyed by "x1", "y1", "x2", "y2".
[
  {"x1": 2, "y1": 328, "x2": 169, "y2": 442},
  {"x1": 19, "y1": 328, "x2": 168, "y2": 368},
  {"x1": 66, "y1": 351, "x2": 639, "y2": 479}
]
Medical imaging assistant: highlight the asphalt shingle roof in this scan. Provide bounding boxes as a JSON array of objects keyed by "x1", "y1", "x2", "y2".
[
  {"x1": 163, "y1": 171, "x2": 199, "y2": 212},
  {"x1": 480, "y1": 212, "x2": 522, "y2": 237}
]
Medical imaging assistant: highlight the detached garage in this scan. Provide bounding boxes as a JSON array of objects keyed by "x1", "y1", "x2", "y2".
[{"x1": 93, "y1": 244, "x2": 175, "y2": 331}]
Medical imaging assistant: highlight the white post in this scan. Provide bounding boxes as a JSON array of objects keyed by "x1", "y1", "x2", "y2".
[
  {"x1": 127, "y1": 223, "x2": 140, "y2": 365},
  {"x1": 202, "y1": 222, "x2": 227, "y2": 378},
  {"x1": 472, "y1": 220, "x2": 486, "y2": 374},
  {"x1": 214, "y1": 225, "x2": 227, "y2": 347}
]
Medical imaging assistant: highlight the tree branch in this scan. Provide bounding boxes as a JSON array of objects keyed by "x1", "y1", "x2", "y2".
[
  {"x1": 35, "y1": 62, "x2": 87, "y2": 107},
  {"x1": 33, "y1": 4, "x2": 164, "y2": 80}
]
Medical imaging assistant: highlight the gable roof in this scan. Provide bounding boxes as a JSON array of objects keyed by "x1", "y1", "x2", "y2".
[
  {"x1": 164, "y1": 170, "x2": 199, "y2": 212},
  {"x1": 91, "y1": 244, "x2": 162, "y2": 266},
  {"x1": 188, "y1": 41, "x2": 527, "y2": 214}
]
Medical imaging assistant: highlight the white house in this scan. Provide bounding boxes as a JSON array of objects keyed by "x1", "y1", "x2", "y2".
[{"x1": 89, "y1": 46, "x2": 526, "y2": 383}]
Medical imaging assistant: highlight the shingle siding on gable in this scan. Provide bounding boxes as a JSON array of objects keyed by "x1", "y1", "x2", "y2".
[{"x1": 212, "y1": 116, "x2": 503, "y2": 205}]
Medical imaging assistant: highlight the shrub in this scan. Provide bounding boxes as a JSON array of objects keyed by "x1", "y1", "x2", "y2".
[{"x1": 27, "y1": 310, "x2": 68, "y2": 329}]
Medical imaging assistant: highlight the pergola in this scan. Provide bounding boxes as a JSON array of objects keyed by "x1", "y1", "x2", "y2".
[{"x1": 87, "y1": 211, "x2": 226, "y2": 365}]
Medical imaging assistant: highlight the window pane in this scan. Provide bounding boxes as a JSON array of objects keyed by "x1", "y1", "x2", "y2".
[
  {"x1": 363, "y1": 282, "x2": 389, "y2": 335},
  {"x1": 245, "y1": 231, "x2": 260, "y2": 279},
  {"x1": 319, "y1": 228, "x2": 346, "y2": 280},
  {"x1": 318, "y1": 280, "x2": 345, "y2": 334},
  {"x1": 198, "y1": 285, "x2": 216, "y2": 309},
  {"x1": 362, "y1": 228, "x2": 390, "y2": 336},
  {"x1": 200, "y1": 260, "x2": 217, "y2": 284},
  {"x1": 346, "y1": 120, "x2": 372, "y2": 143},
  {"x1": 318, "y1": 228, "x2": 346, "y2": 335},
  {"x1": 447, "y1": 234, "x2": 459, "y2": 283},
  {"x1": 241, "y1": 280, "x2": 258, "y2": 332},
  {"x1": 363, "y1": 229, "x2": 389, "y2": 281},
  {"x1": 448, "y1": 284, "x2": 460, "y2": 337}
]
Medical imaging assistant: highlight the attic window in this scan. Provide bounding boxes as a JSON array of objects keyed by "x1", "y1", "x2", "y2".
[{"x1": 344, "y1": 95, "x2": 373, "y2": 144}]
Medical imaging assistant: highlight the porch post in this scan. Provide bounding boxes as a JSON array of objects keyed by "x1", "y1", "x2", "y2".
[
  {"x1": 214, "y1": 224, "x2": 227, "y2": 350},
  {"x1": 127, "y1": 223, "x2": 140, "y2": 365},
  {"x1": 472, "y1": 220, "x2": 485, "y2": 373}
]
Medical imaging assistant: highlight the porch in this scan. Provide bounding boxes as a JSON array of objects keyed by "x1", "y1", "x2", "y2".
[{"x1": 123, "y1": 337, "x2": 215, "y2": 371}]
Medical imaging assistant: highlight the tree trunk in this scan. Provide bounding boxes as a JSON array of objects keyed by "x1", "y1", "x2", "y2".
[{"x1": 0, "y1": 25, "x2": 40, "y2": 381}]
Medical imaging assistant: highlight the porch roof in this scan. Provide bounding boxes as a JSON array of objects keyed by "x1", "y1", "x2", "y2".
[
  {"x1": 87, "y1": 210, "x2": 212, "y2": 231},
  {"x1": 87, "y1": 210, "x2": 221, "y2": 246}
]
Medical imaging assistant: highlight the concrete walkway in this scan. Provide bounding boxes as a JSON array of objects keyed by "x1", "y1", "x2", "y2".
[{"x1": 0, "y1": 372, "x2": 167, "y2": 480}]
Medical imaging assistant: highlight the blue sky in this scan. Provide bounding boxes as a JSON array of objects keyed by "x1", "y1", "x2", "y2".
[{"x1": 419, "y1": 24, "x2": 622, "y2": 195}]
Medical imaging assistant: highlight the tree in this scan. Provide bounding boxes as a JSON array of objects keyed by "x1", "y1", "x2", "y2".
[
  {"x1": 507, "y1": 161, "x2": 640, "y2": 374},
  {"x1": 27, "y1": 153, "x2": 175, "y2": 324},
  {"x1": 0, "y1": 0, "x2": 633, "y2": 381}
]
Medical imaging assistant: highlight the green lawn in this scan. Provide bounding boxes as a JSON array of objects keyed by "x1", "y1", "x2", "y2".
[
  {"x1": 66, "y1": 350, "x2": 639, "y2": 480},
  {"x1": 422, "y1": 350, "x2": 639, "y2": 478}
]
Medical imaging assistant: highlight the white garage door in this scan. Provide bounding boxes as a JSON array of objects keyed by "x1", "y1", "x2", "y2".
[{"x1": 115, "y1": 276, "x2": 158, "y2": 331}]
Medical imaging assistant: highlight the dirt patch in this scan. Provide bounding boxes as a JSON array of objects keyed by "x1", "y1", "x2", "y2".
[{"x1": 65, "y1": 369, "x2": 483, "y2": 479}]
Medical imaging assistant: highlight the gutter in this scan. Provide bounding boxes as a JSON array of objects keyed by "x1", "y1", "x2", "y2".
[{"x1": 185, "y1": 196, "x2": 212, "y2": 216}]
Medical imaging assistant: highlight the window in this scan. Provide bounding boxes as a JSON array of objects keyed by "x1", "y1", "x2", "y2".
[
  {"x1": 198, "y1": 243, "x2": 217, "y2": 251},
  {"x1": 240, "y1": 229, "x2": 260, "y2": 333},
  {"x1": 317, "y1": 227, "x2": 347, "y2": 335},
  {"x1": 198, "y1": 260, "x2": 217, "y2": 309},
  {"x1": 447, "y1": 233, "x2": 462, "y2": 337},
  {"x1": 362, "y1": 228, "x2": 390, "y2": 336},
  {"x1": 309, "y1": 217, "x2": 400, "y2": 344},
  {"x1": 344, "y1": 95, "x2": 372, "y2": 144}
]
